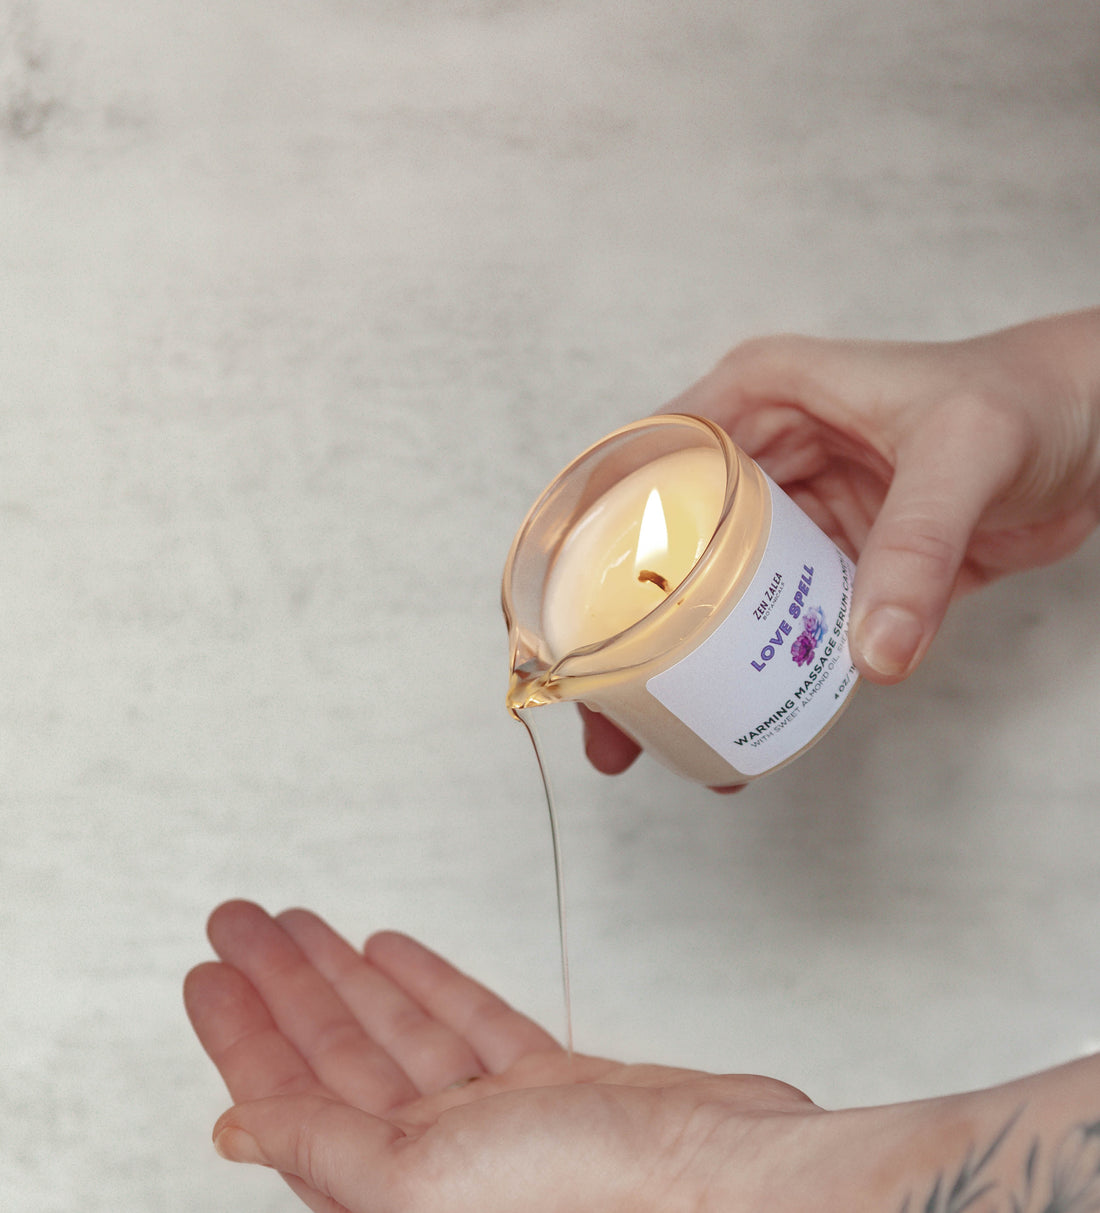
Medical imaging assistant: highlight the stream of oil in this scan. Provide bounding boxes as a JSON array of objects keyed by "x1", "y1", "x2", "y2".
[{"x1": 513, "y1": 706, "x2": 574, "y2": 1059}]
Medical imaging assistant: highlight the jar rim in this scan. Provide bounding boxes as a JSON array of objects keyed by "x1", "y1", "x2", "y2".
[{"x1": 503, "y1": 413, "x2": 747, "y2": 681}]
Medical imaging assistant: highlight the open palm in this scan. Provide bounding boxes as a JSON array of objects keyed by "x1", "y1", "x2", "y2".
[{"x1": 185, "y1": 901, "x2": 821, "y2": 1213}]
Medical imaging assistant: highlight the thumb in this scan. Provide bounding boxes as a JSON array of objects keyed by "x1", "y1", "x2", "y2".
[
  {"x1": 849, "y1": 399, "x2": 1025, "y2": 683},
  {"x1": 213, "y1": 1095, "x2": 407, "y2": 1211}
]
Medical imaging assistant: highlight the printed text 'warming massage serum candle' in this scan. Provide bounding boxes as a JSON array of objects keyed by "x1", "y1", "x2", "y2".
[{"x1": 503, "y1": 415, "x2": 859, "y2": 785}]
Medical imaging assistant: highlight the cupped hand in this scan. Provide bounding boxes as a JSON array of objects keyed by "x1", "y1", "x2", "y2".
[
  {"x1": 584, "y1": 309, "x2": 1100, "y2": 777},
  {"x1": 184, "y1": 900, "x2": 821, "y2": 1213}
]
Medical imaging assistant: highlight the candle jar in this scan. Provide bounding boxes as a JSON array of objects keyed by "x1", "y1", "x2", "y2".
[{"x1": 503, "y1": 415, "x2": 859, "y2": 785}]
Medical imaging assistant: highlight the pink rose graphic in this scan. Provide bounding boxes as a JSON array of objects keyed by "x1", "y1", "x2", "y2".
[{"x1": 792, "y1": 606, "x2": 827, "y2": 666}]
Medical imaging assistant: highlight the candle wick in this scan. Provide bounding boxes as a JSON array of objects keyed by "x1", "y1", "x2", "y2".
[{"x1": 637, "y1": 569, "x2": 670, "y2": 593}]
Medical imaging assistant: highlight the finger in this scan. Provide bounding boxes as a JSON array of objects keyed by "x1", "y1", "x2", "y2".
[
  {"x1": 184, "y1": 961, "x2": 326, "y2": 1104},
  {"x1": 206, "y1": 900, "x2": 419, "y2": 1112},
  {"x1": 579, "y1": 705, "x2": 641, "y2": 774},
  {"x1": 659, "y1": 334, "x2": 833, "y2": 436},
  {"x1": 280, "y1": 1175, "x2": 351, "y2": 1213},
  {"x1": 213, "y1": 1095, "x2": 409, "y2": 1213},
  {"x1": 788, "y1": 465, "x2": 880, "y2": 561},
  {"x1": 961, "y1": 503, "x2": 1100, "y2": 589},
  {"x1": 276, "y1": 907, "x2": 486, "y2": 1095},
  {"x1": 185, "y1": 961, "x2": 355, "y2": 1213},
  {"x1": 849, "y1": 398, "x2": 1029, "y2": 682},
  {"x1": 362, "y1": 931, "x2": 560, "y2": 1073}
]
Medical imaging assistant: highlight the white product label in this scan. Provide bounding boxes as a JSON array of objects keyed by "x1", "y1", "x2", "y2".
[{"x1": 647, "y1": 476, "x2": 858, "y2": 777}]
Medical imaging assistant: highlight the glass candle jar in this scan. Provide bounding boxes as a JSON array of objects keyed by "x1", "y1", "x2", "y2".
[{"x1": 504, "y1": 415, "x2": 858, "y2": 785}]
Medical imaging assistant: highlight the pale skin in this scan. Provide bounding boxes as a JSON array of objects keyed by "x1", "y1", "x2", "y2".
[
  {"x1": 188, "y1": 310, "x2": 1100, "y2": 1208},
  {"x1": 583, "y1": 307, "x2": 1100, "y2": 775},
  {"x1": 186, "y1": 901, "x2": 1100, "y2": 1213}
]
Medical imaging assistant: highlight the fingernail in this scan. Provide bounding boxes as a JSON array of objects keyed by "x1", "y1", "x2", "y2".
[
  {"x1": 854, "y1": 606, "x2": 925, "y2": 679},
  {"x1": 214, "y1": 1126, "x2": 269, "y2": 1167}
]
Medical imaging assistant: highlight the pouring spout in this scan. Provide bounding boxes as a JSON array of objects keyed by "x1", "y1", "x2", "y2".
[{"x1": 507, "y1": 660, "x2": 557, "y2": 714}]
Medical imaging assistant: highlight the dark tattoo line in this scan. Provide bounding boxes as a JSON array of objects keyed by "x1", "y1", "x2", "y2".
[{"x1": 899, "y1": 1109, "x2": 1100, "y2": 1213}]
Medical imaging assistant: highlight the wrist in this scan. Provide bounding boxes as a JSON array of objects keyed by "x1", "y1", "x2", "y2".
[
  {"x1": 1020, "y1": 306, "x2": 1100, "y2": 417},
  {"x1": 697, "y1": 1055, "x2": 1100, "y2": 1213},
  {"x1": 992, "y1": 308, "x2": 1100, "y2": 511}
]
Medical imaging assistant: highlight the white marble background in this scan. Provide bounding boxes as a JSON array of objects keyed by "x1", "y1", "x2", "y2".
[{"x1": 2, "y1": 1, "x2": 1099, "y2": 1209}]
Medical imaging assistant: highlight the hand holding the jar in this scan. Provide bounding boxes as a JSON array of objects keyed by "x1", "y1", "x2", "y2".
[{"x1": 585, "y1": 307, "x2": 1100, "y2": 775}]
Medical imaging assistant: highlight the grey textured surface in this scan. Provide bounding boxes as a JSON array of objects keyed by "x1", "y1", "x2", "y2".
[{"x1": 2, "y1": 1, "x2": 1099, "y2": 1208}]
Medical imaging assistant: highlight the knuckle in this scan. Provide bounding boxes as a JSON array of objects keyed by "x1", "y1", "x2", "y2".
[
  {"x1": 927, "y1": 392, "x2": 1034, "y2": 468},
  {"x1": 310, "y1": 1018, "x2": 367, "y2": 1065},
  {"x1": 293, "y1": 1102, "x2": 337, "y2": 1195},
  {"x1": 878, "y1": 519, "x2": 962, "y2": 581},
  {"x1": 717, "y1": 332, "x2": 809, "y2": 377}
]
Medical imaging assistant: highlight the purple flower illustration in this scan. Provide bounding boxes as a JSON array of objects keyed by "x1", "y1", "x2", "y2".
[
  {"x1": 790, "y1": 633, "x2": 815, "y2": 665},
  {"x1": 791, "y1": 606, "x2": 828, "y2": 666}
]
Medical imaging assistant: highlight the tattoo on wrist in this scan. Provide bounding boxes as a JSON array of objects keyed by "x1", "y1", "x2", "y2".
[{"x1": 899, "y1": 1109, "x2": 1100, "y2": 1213}]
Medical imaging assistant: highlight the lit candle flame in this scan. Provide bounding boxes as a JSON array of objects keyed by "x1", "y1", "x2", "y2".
[{"x1": 635, "y1": 487, "x2": 669, "y2": 590}]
